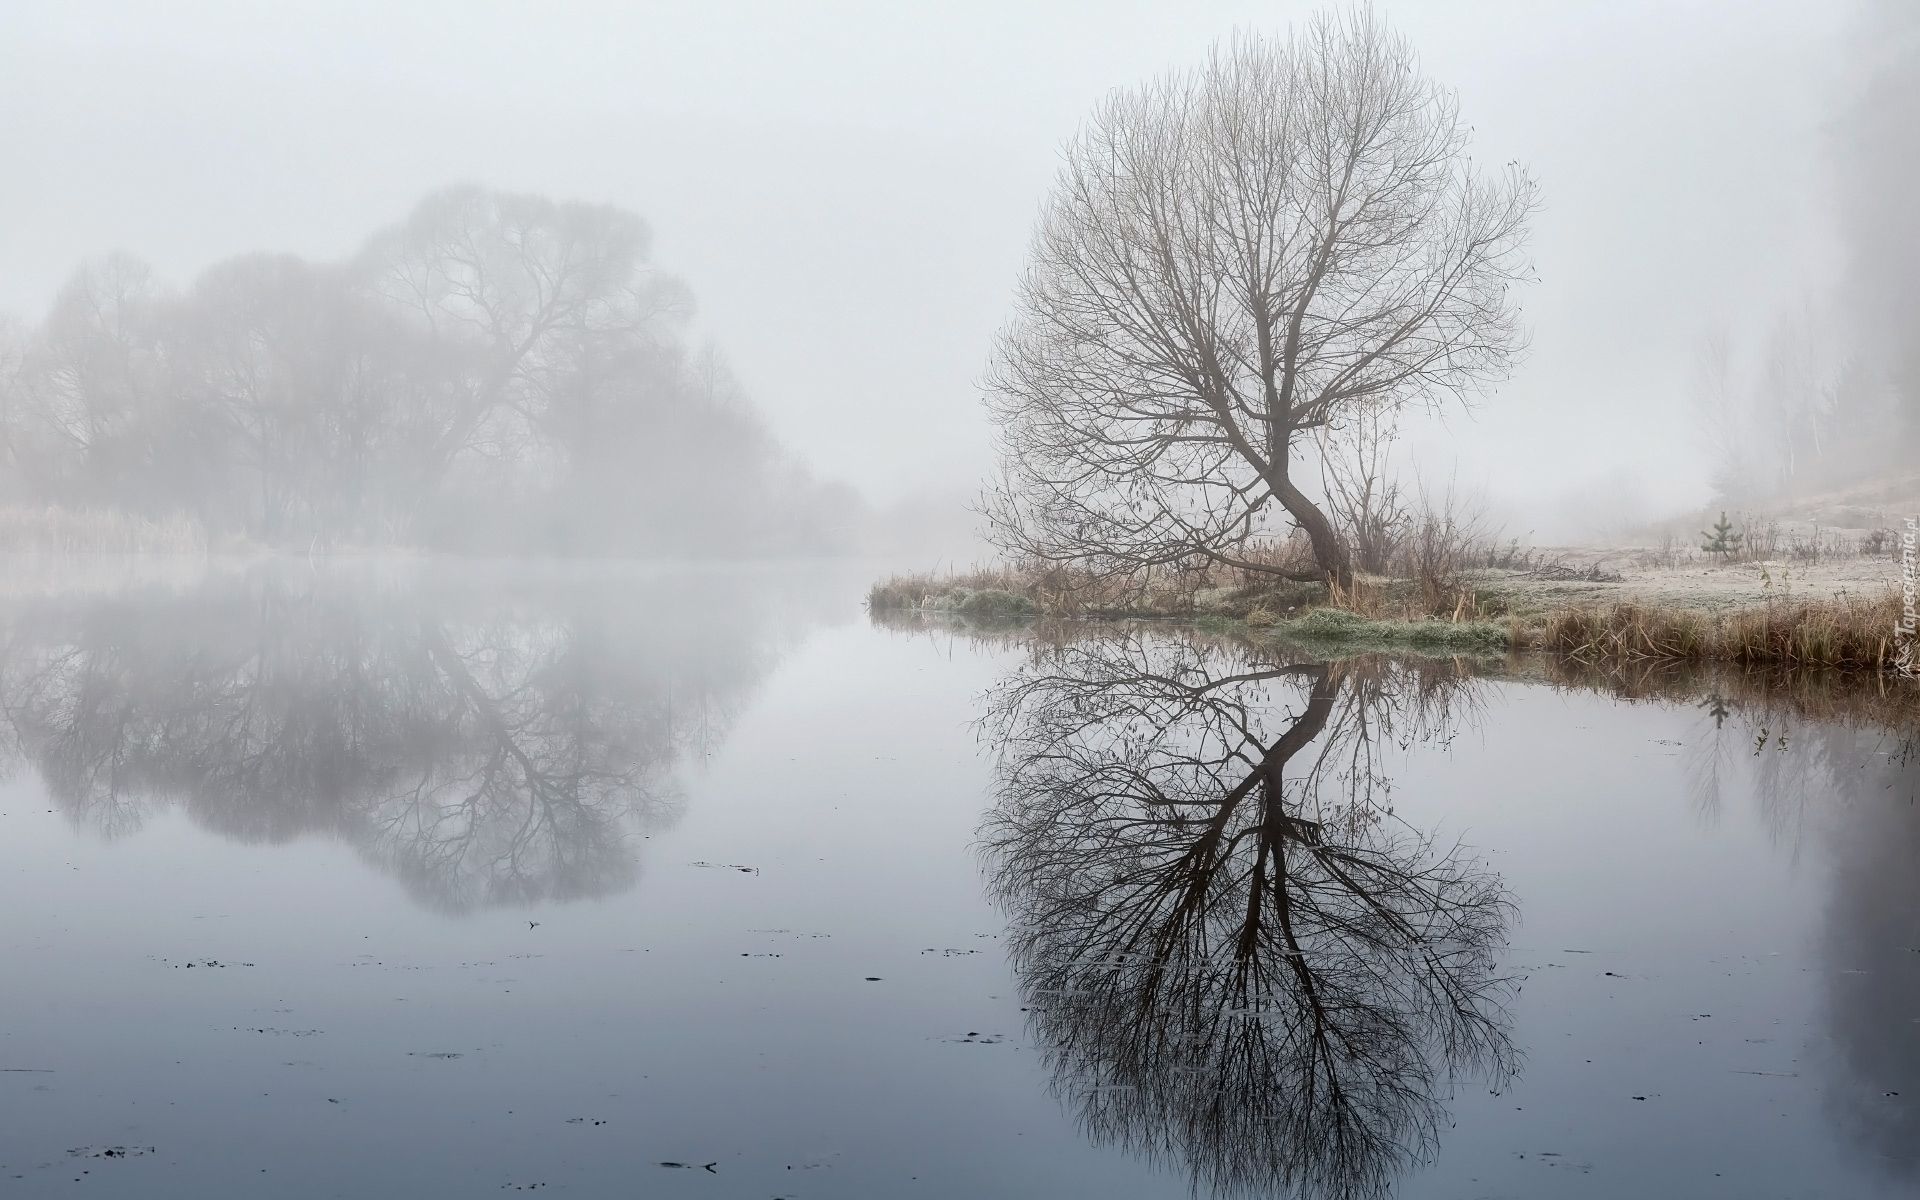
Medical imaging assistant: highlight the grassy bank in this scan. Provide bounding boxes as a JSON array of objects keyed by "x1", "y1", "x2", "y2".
[
  {"x1": 867, "y1": 564, "x2": 1325, "y2": 622},
  {"x1": 869, "y1": 565, "x2": 1915, "y2": 673},
  {"x1": 1224, "y1": 606, "x2": 1510, "y2": 653}
]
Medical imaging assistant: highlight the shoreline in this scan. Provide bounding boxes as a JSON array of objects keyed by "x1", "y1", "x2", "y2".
[{"x1": 870, "y1": 558, "x2": 1917, "y2": 675}]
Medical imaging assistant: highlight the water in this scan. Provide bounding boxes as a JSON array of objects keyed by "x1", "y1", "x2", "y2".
[{"x1": 1, "y1": 561, "x2": 1915, "y2": 1198}]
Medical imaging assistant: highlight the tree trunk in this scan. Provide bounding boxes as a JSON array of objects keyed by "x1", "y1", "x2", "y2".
[{"x1": 1268, "y1": 459, "x2": 1353, "y2": 592}]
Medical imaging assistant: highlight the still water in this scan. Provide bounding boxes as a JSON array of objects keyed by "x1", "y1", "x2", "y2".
[{"x1": 0, "y1": 561, "x2": 1914, "y2": 1198}]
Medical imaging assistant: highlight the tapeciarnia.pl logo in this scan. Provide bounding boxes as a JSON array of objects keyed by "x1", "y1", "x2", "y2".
[{"x1": 1899, "y1": 517, "x2": 1919, "y2": 677}]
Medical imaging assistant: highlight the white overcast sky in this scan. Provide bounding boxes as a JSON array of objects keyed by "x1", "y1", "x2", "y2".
[{"x1": 0, "y1": 1, "x2": 1857, "y2": 535}]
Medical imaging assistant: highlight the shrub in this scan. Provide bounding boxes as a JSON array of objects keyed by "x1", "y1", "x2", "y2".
[
  {"x1": 955, "y1": 588, "x2": 1037, "y2": 620},
  {"x1": 1292, "y1": 608, "x2": 1372, "y2": 638}
]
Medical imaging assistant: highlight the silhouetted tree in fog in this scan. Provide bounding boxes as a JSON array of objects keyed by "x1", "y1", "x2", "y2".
[
  {"x1": 0, "y1": 187, "x2": 860, "y2": 555},
  {"x1": 2, "y1": 254, "x2": 168, "y2": 507}
]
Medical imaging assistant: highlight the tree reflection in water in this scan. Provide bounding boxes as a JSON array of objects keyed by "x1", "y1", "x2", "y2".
[
  {"x1": 981, "y1": 634, "x2": 1516, "y2": 1200},
  {"x1": 0, "y1": 567, "x2": 797, "y2": 912}
]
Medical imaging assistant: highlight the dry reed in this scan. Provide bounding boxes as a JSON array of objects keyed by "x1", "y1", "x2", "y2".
[
  {"x1": 0, "y1": 506, "x2": 208, "y2": 555},
  {"x1": 1537, "y1": 592, "x2": 1905, "y2": 672}
]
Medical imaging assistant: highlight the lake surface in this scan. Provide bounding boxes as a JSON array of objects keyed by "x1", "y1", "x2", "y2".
[{"x1": 1, "y1": 560, "x2": 1916, "y2": 1198}]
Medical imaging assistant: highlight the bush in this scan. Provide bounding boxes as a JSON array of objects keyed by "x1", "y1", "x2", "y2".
[
  {"x1": 1292, "y1": 608, "x2": 1372, "y2": 638},
  {"x1": 955, "y1": 588, "x2": 1037, "y2": 619}
]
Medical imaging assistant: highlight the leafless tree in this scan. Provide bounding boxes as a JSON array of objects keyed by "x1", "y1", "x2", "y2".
[
  {"x1": 983, "y1": 9, "x2": 1535, "y2": 589},
  {"x1": 175, "y1": 254, "x2": 442, "y2": 542},
  {"x1": 1, "y1": 254, "x2": 167, "y2": 504},
  {"x1": 361, "y1": 186, "x2": 691, "y2": 489},
  {"x1": 980, "y1": 634, "x2": 1514, "y2": 1199}
]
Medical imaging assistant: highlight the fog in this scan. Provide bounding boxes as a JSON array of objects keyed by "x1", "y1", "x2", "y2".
[
  {"x1": 0, "y1": 188, "x2": 864, "y2": 553},
  {"x1": 1836, "y1": 0, "x2": 1920, "y2": 448},
  {"x1": 0, "y1": 0, "x2": 1893, "y2": 549}
]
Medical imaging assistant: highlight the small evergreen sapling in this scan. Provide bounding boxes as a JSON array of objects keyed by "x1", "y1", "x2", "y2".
[{"x1": 1701, "y1": 512, "x2": 1742, "y2": 560}]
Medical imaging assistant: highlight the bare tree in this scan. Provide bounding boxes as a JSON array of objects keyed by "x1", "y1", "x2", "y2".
[
  {"x1": 177, "y1": 254, "x2": 421, "y2": 541},
  {"x1": 360, "y1": 186, "x2": 691, "y2": 489},
  {"x1": 3, "y1": 254, "x2": 167, "y2": 504},
  {"x1": 983, "y1": 9, "x2": 1535, "y2": 589},
  {"x1": 0, "y1": 314, "x2": 30, "y2": 503}
]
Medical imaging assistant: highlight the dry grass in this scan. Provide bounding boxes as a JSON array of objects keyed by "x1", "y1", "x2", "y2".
[
  {"x1": 1633, "y1": 516, "x2": 1900, "y2": 572},
  {"x1": 0, "y1": 506, "x2": 208, "y2": 555},
  {"x1": 869, "y1": 529, "x2": 1511, "y2": 626},
  {"x1": 868, "y1": 566, "x2": 1025, "y2": 611},
  {"x1": 1534, "y1": 591, "x2": 1906, "y2": 671},
  {"x1": 869, "y1": 551, "x2": 1323, "y2": 620}
]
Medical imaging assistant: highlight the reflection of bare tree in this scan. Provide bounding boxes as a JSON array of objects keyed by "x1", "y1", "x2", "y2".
[
  {"x1": 0, "y1": 570, "x2": 790, "y2": 912},
  {"x1": 981, "y1": 635, "x2": 1514, "y2": 1200}
]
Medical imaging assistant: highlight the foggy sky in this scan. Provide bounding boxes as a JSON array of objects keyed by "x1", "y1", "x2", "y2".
[{"x1": 0, "y1": 1, "x2": 1859, "y2": 537}]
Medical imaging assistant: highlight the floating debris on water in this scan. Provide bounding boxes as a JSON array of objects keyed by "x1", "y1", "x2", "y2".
[
  {"x1": 67, "y1": 1147, "x2": 154, "y2": 1159},
  {"x1": 237, "y1": 1028, "x2": 321, "y2": 1037}
]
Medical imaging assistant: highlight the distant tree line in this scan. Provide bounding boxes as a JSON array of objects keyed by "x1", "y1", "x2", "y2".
[
  {"x1": 1688, "y1": 0, "x2": 1919, "y2": 506},
  {"x1": 0, "y1": 187, "x2": 861, "y2": 554}
]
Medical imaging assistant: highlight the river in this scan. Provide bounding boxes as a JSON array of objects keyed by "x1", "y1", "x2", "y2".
[{"x1": 1, "y1": 560, "x2": 1914, "y2": 1198}]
